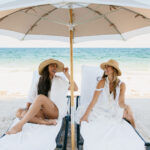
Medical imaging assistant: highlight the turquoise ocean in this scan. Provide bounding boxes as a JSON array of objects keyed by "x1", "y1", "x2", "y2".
[
  {"x1": 0, "y1": 48, "x2": 150, "y2": 70},
  {"x1": 0, "y1": 48, "x2": 150, "y2": 98}
]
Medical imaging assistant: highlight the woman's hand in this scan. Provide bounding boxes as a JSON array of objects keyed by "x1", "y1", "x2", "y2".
[
  {"x1": 123, "y1": 105, "x2": 133, "y2": 119},
  {"x1": 63, "y1": 67, "x2": 69, "y2": 75},
  {"x1": 80, "y1": 114, "x2": 89, "y2": 123},
  {"x1": 123, "y1": 105, "x2": 136, "y2": 128}
]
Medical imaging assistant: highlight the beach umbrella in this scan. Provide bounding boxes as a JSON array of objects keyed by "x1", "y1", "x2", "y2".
[{"x1": 0, "y1": 1, "x2": 150, "y2": 149}]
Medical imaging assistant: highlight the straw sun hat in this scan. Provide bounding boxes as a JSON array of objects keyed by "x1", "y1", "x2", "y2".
[
  {"x1": 100, "y1": 59, "x2": 122, "y2": 76},
  {"x1": 39, "y1": 59, "x2": 64, "y2": 75}
]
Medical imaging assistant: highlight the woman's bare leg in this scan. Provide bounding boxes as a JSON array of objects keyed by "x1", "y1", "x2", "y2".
[
  {"x1": 16, "y1": 108, "x2": 57, "y2": 125},
  {"x1": 16, "y1": 108, "x2": 45, "y2": 119},
  {"x1": 7, "y1": 95, "x2": 58, "y2": 134}
]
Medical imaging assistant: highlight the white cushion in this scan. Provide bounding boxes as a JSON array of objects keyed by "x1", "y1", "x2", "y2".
[{"x1": 75, "y1": 65, "x2": 104, "y2": 123}]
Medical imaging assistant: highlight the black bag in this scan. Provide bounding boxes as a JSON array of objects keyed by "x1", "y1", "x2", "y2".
[{"x1": 145, "y1": 143, "x2": 150, "y2": 150}]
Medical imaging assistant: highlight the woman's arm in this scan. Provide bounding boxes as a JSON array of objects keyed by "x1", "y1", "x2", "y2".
[
  {"x1": 16, "y1": 108, "x2": 56, "y2": 125},
  {"x1": 63, "y1": 67, "x2": 78, "y2": 91},
  {"x1": 118, "y1": 82, "x2": 127, "y2": 108},
  {"x1": 80, "y1": 79, "x2": 105, "y2": 123},
  {"x1": 118, "y1": 82, "x2": 136, "y2": 128}
]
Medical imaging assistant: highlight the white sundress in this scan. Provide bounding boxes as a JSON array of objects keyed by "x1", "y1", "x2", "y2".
[
  {"x1": 81, "y1": 77, "x2": 145, "y2": 150},
  {"x1": 27, "y1": 72, "x2": 69, "y2": 119}
]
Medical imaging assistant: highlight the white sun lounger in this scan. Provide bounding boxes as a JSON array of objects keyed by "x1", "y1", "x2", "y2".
[
  {"x1": 76, "y1": 65, "x2": 150, "y2": 150},
  {"x1": 0, "y1": 71, "x2": 70, "y2": 150},
  {"x1": 0, "y1": 118, "x2": 63, "y2": 150}
]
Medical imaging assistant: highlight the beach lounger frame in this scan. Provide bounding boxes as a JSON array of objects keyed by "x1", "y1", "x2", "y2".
[{"x1": 76, "y1": 96, "x2": 150, "y2": 150}]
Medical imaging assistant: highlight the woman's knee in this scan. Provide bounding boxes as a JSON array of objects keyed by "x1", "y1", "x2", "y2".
[
  {"x1": 16, "y1": 108, "x2": 27, "y2": 118},
  {"x1": 16, "y1": 108, "x2": 23, "y2": 118}
]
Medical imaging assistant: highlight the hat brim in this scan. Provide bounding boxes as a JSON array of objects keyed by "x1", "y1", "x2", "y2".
[
  {"x1": 100, "y1": 62, "x2": 122, "y2": 76},
  {"x1": 39, "y1": 59, "x2": 64, "y2": 75}
]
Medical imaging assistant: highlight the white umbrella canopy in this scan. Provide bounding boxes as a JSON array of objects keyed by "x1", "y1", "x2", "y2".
[
  {"x1": 0, "y1": 1, "x2": 150, "y2": 42},
  {"x1": 0, "y1": 1, "x2": 150, "y2": 149},
  {"x1": 1, "y1": 0, "x2": 150, "y2": 10}
]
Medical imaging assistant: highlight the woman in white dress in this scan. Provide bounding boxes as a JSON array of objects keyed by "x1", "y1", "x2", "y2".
[
  {"x1": 80, "y1": 59, "x2": 145, "y2": 150},
  {"x1": 7, "y1": 58, "x2": 78, "y2": 135}
]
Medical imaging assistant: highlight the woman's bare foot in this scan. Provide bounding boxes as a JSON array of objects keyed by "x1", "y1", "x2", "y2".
[
  {"x1": 45, "y1": 119, "x2": 57, "y2": 125},
  {"x1": 6, "y1": 123, "x2": 23, "y2": 135}
]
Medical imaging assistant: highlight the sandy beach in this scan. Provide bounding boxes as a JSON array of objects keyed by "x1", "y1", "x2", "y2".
[
  {"x1": 0, "y1": 69, "x2": 150, "y2": 99},
  {"x1": 0, "y1": 96, "x2": 26, "y2": 136}
]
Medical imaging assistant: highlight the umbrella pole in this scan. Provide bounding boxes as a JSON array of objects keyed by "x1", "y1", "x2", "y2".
[{"x1": 69, "y1": 8, "x2": 75, "y2": 150}]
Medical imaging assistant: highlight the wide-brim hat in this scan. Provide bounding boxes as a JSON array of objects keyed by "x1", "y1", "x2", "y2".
[
  {"x1": 100, "y1": 59, "x2": 122, "y2": 76},
  {"x1": 39, "y1": 59, "x2": 64, "y2": 75}
]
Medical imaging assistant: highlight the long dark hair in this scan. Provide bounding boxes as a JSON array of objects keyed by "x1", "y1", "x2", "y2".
[
  {"x1": 38, "y1": 65, "x2": 51, "y2": 97},
  {"x1": 102, "y1": 67, "x2": 120, "y2": 99}
]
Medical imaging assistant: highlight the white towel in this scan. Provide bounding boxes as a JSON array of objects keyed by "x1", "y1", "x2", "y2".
[
  {"x1": 81, "y1": 119, "x2": 145, "y2": 150},
  {"x1": 0, "y1": 118, "x2": 62, "y2": 150}
]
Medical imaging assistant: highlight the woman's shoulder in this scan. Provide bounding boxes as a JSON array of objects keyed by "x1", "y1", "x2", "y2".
[
  {"x1": 96, "y1": 79, "x2": 105, "y2": 89},
  {"x1": 120, "y1": 82, "x2": 126, "y2": 89}
]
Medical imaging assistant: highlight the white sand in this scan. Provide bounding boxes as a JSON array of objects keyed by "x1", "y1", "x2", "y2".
[
  {"x1": 0, "y1": 70, "x2": 150, "y2": 99},
  {"x1": 0, "y1": 97, "x2": 150, "y2": 143},
  {"x1": 0, "y1": 97, "x2": 26, "y2": 136},
  {"x1": 126, "y1": 99, "x2": 150, "y2": 142}
]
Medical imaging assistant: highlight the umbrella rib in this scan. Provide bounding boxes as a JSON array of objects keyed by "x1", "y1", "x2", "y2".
[
  {"x1": 86, "y1": 7, "x2": 125, "y2": 40},
  {"x1": 74, "y1": 8, "x2": 121, "y2": 26},
  {"x1": 20, "y1": 4, "x2": 68, "y2": 27},
  {"x1": 0, "y1": 5, "x2": 45, "y2": 22},
  {"x1": 74, "y1": 3, "x2": 122, "y2": 26},
  {"x1": 121, "y1": 7, "x2": 150, "y2": 21},
  {"x1": 22, "y1": 8, "x2": 57, "y2": 40}
]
